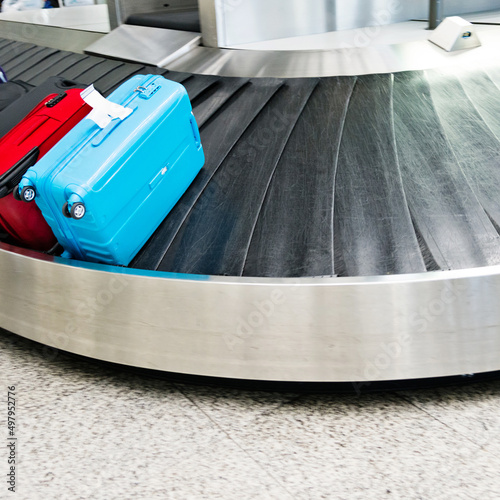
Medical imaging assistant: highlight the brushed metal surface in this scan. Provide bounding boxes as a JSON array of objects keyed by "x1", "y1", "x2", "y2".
[
  {"x1": 0, "y1": 4, "x2": 110, "y2": 32},
  {"x1": 107, "y1": 0, "x2": 199, "y2": 29},
  {"x1": 198, "y1": 0, "x2": 220, "y2": 48},
  {"x1": 198, "y1": 0, "x2": 499, "y2": 48},
  {"x1": 199, "y1": 0, "x2": 336, "y2": 47},
  {"x1": 166, "y1": 29, "x2": 500, "y2": 77},
  {"x1": 85, "y1": 25, "x2": 201, "y2": 66},
  {"x1": 0, "y1": 20, "x2": 104, "y2": 54},
  {"x1": 1, "y1": 244, "x2": 500, "y2": 382}
]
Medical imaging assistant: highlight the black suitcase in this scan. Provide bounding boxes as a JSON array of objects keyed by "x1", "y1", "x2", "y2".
[
  {"x1": 0, "y1": 76, "x2": 89, "y2": 139},
  {"x1": 0, "y1": 80, "x2": 33, "y2": 113}
]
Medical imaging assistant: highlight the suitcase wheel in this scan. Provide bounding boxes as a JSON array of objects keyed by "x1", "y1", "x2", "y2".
[
  {"x1": 62, "y1": 202, "x2": 71, "y2": 218},
  {"x1": 63, "y1": 201, "x2": 86, "y2": 220},
  {"x1": 13, "y1": 186, "x2": 21, "y2": 201},
  {"x1": 70, "y1": 203, "x2": 86, "y2": 220},
  {"x1": 62, "y1": 201, "x2": 87, "y2": 220},
  {"x1": 20, "y1": 186, "x2": 36, "y2": 203}
]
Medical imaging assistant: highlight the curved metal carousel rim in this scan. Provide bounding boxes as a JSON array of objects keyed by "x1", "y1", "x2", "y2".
[
  {"x1": 84, "y1": 21, "x2": 500, "y2": 78},
  {"x1": 2, "y1": 244, "x2": 500, "y2": 383},
  {"x1": 166, "y1": 26, "x2": 500, "y2": 78}
]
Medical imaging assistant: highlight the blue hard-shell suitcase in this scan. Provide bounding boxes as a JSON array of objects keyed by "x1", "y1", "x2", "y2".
[{"x1": 19, "y1": 74, "x2": 205, "y2": 266}]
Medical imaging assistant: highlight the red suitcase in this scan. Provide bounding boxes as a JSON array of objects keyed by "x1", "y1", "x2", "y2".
[{"x1": 0, "y1": 88, "x2": 91, "y2": 251}]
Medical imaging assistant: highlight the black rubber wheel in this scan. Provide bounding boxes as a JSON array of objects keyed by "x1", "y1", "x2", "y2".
[
  {"x1": 70, "y1": 202, "x2": 86, "y2": 220},
  {"x1": 62, "y1": 202, "x2": 71, "y2": 218},
  {"x1": 13, "y1": 186, "x2": 21, "y2": 201},
  {"x1": 21, "y1": 186, "x2": 36, "y2": 203}
]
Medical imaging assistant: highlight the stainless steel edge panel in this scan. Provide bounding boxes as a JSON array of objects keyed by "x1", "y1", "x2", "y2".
[
  {"x1": 1, "y1": 245, "x2": 500, "y2": 382},
  {"x1": 85, "y1": 25, "x2": 201, "y2": 66},
  {"x1": 0, "y1": 20, "x2": 105, "y2": 53}
]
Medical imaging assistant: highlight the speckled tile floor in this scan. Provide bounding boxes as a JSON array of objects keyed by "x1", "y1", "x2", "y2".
[{"x1": 1, "y1": 328, "x2": 500, "y2": 500}]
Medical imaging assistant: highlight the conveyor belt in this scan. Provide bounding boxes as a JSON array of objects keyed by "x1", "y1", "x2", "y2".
[
  {"x1": 243, "y1": 77, "x2": 350, "y2": 278},
  {"x1": 3, "y1": 39, "x2": 500, "y2": 279},
  {"x1": 160, "y1": 78, "x2": 318, "y2": 277},
  {"x1": 335, "y1": 74, "x2": 425, "y2": 277},
  {"x1": 133, "y1": 77, "x2": 284, "y2": 270},
  {"x1": 393, "y1": 71, "x2": 500, "y2": 271}
]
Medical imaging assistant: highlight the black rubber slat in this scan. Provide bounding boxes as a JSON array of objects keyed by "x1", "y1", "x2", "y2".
[
  {"x1": 163, "y1": 71, "x2": 192, "y2": 84},
  {"x1": 333, "y1": 74, "x2": 425, "y2": 277},
  {"x1": 192, "y1": 77, "x2": 249, "y2": 128},
  {"x1": 133, "y1": 78, "x2": 283, "y2": 271},
  {"x1": 93, "y1": 63, "x2": 146, "y2": 95},
  {"x1": 104, "y1": 65, "x2": 168, "y2": 95},
  {"x1": 5, "y1": 47, "x2": 59, "y2": 79},
  {"x1": 59, "y1": 56, "x2": 105, "y2": 81},
  {"x1": 0, "y1": 46, "x2": 50, "y2": 74},
  {"x1": 393, "y1": 71, "x2": 500, "y2": 270},
  {"x1": 426, "y1": 68, "x2": 500, "y2": 231},
  {"x1": 0, "y1": 41, "x2": 36, "y2": 65},
  {"x1": 0, "y1": 38, "x2": 13, "y2": 48},
  {"x1": 12, "y1": 51, "x2": 74, "y2": 83},
  {"x1": 69, "y1": 59, "x2": 125, "y2": 87},
  {"x1": 158, "y1": 78, "x2": 318, "y2": 276},
  {"x1": 458, "y1": 68, "x2": 500, "y2": 141},
  {"x1": 28, "y1": 52, "x2": 87, "y2": 86},
  {"x1": 481, "y1": 64, "x2": 500, "y2": 96},
  {"x1": 243, "y1": 77, "x2": 357, "y2": 278},
  {"x1": 0, "y1": 38, "x2": 17, "y2": 54},
  {"x1": 182, "y1": 74, "x2": 220, "y2": 101}
]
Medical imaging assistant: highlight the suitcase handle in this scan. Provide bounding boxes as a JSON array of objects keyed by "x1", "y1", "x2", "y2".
[
  {"x1": 56, "y1": 79, "x2": 81, "y2": 89},
  {"x1": 91, "y1": 105, "x2": 137, "y2": 147},
  {"x1": 13, "y1": 115, "x2": 49, "y2": 146},
  {"x1": 190, "y1": 114, "x2": 201, "y2": 150},
  {"x1": 0, "y1": 148, "x2": 39, "y2": 198}
]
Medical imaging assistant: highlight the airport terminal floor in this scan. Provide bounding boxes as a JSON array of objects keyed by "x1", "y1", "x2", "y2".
[
  {"x1": 1, "y1": 1, "x2": 500, "y2": 498},
  {"x1": 2, "y1": 329, "x2": 500, "y2": 499}
]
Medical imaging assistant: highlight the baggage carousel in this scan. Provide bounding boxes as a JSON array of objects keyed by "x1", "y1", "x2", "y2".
[{"x1": 2, "y1": 31, "x2": 500, "y2": 384}]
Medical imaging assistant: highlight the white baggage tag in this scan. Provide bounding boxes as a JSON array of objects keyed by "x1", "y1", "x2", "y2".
[{"x1": 81, "y1": 85, "x2": 133, "y2": 129}]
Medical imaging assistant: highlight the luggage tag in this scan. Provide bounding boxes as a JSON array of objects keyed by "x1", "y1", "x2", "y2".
[{"x1": 81, "y1": 85, "x2": 133, "y2": 129}]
